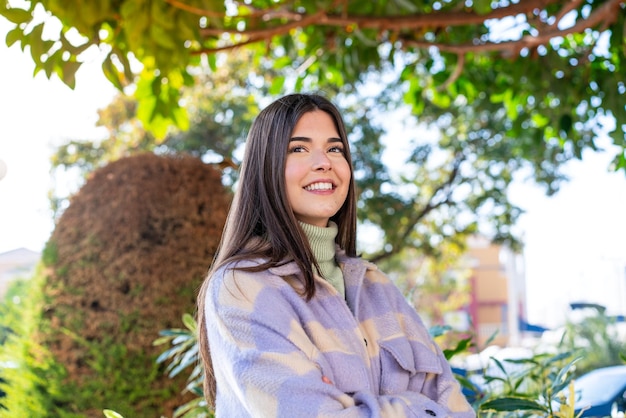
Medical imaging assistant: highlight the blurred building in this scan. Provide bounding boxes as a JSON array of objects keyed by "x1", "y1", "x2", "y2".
[
  {"x1": 465, "y1": 236, "x2": 540, "y2": 347},
  {"x1": 0, "y1": 248, "x2": 39, "y2": 298}
]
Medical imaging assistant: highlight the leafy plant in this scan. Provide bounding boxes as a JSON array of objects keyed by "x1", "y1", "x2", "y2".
[
  {"x1": 561, "y1": 306, "x2": 626, "y2": 376},
  {"x1": 153, "y1": 314, "x2": 212, "y2": 418},
  {"x1": 0, "y1": 274, "x2": 78, "y2": 417},
  {"x1": 476, "y1": 351, "x2": 582, "y2": 417},
  {"x1": 154, "y1": 315, "x2": 587, "y2": 418},
  {"x1": 0, "y1": 267, "x2": 184, "y2": 417}
]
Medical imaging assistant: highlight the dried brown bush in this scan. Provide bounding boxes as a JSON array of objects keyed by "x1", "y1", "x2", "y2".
[{"x1": 43, "y1": 152, "x2": 231, "y2": 417}]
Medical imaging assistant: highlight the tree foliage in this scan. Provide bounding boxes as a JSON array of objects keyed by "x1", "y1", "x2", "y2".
[
  {"x1": 1, "y1": 0, "x2": 625, "y2": 170},
  {"x1": 49, "y1": 56, "x2": 525, "y2": 262}
]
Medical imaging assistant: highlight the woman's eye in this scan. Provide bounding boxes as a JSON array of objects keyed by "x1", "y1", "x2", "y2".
[
  {"x1": 289, "y1": 146, "x2": 306, "y2": 153},
  {"x1": 329, "y1": 146, "x2": 344, "y2": 154}
]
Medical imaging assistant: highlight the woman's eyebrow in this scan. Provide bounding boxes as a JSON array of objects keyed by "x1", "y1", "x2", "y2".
[{"x1": 289, "y1": 136, "x2": 342, "y2": 143}]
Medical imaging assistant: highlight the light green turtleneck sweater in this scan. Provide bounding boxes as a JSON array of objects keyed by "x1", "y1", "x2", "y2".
[{"x1": 299, "y1": 221, "x2": 345, "y2": 297}]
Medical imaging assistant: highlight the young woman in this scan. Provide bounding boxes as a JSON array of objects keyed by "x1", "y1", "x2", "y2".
[{"x1": 197, "y1": 93, "x2": 475, "y2": 417}]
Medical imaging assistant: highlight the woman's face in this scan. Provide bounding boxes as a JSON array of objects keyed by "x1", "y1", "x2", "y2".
[{"x1": 285, "y1": 110, "x2": 351, "y2": 227}]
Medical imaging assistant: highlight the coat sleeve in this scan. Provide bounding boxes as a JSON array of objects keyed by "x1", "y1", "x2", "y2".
[{"x1": 205, "y1": 266, "x2": 476, "y2": 418}]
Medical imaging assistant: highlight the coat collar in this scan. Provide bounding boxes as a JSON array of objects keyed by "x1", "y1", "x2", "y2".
[
  {"x1": 267, "y1": 247, "x2": 379, "y2": 309},
  {"x1": 267, "y1": 247, "x2": 377, "y2": 277}
]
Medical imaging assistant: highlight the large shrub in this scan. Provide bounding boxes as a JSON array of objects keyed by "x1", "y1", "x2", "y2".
[{"x1": 39, "y1": 153, "x2": 230, "y2": 417}]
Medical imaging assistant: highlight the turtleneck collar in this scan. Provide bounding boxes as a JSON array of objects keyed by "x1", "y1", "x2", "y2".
[
  {"x1": 298, "y1": 221, "x2": 345, "y2": 297},
  {"x1": 299, "y1": 221, "x2": 338, "y2": 262}
]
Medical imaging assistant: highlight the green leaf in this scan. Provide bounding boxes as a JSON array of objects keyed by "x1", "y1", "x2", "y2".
[
  {"x1": 43, "y1": 50, "x2": 61, "y2": 78},
  {"x1": 2, "y1": 7, "x2": 31, "y2": 24},
  {"x1": 531, "y1": 112, "x2": 549, "y2": 128},
  {"x1": 158, "y1": 329, "x2": 188, "y2": 337},
  {"x1": 61, "y1": 60, "x2": 82, "y2": 89},
  {"x1": 491, "y1": 357, "x2": 508, "y2": 375},
  {"x1": 122, "y1": 5, "x2": 150, "y2": 52},
  {"x1": 483, "y1": 329, "x2": 499, "y2": 346},
  {"x1": 151, "y1": 1, "x2": 176, "y2": 30},
  {"x1": 144, "y1": 114, "x2": 170, "y2": 139},
  {"x1": 480, "y1": 397, "x2": 549, "y2": 412},
  {"x1": 181, "y1": 313, "x2": 197, "y2": 331},
  {"x1": 473, "y1": 0, "x2": 494, "y2": 14},
  {"x1": 5, "y1": 27, "x2": 23, "y2": 48},
  {"x1": 443, "y1": 336, "x2": 473, "y2": 360},
  {"x1": 172, "y1": 397, "x2": 208, "y2": 418},
  {"x1": 152, "y1": 336, "x2": 172, "y2": 346},
  {"x1": 102, "y1": 53, "x2": 124, "y2": 90},
  {"x1": 112, "y1": 48, "x2": 134, "y2": 83},
  {"x1": 429, "y1": 88, "x2": 451, "y2": 108},
  {"x1": 150, "y1": 24, "x2": 178, "y2": 50},
  {"x1": 207, "y1": 53, "x2": 217, "y2": 72},
  {"x1": 102, "y1": 410, "x2": 124, "y2": 418},
  {"x1": 269, "y1": 75, "x2": 285, "y2": 95},
  {"x1": 295, "y1": 75, "x2": 304, "y2": 91},
  {"x1": 546, "y1": 351, "x2": 578, "y2": 366},
  {"x1": 176, "y1": 13, "x2": 197, "y2": 41},
  {"x1": 28, "y1": 23, "x2": 45, "y2": 65}
]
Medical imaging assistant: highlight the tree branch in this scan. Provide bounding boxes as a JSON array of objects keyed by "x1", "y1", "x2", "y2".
[
  {"x1": 321, "y1": 0, "x2": 563, "y2": 30},
  {"x1": 401, "y1": 0, "x2": 623, "y2": 56},
  {"x1": 163, "y1": 0, "x2": 225, "y2": 17},
  {"x1": 369, "y1": 155, "x2": 464, "y2": 263},
  {"x1": 163, "y1": 0, "x2": 304, "y2": 19},
  {"x1": 192, "y1": 0, "x2": 622, "y2": 61},
  {"x1": 199, "y1": 0, "x2": 562, "y2": 36},
  {"x1": 437, "y1": 53, "x2": 465, "y2": 92}
]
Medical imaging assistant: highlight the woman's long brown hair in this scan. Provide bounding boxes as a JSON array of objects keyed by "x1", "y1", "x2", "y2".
[{"x1": 196, "y1": 93, "x2": 358, "y2": 406}]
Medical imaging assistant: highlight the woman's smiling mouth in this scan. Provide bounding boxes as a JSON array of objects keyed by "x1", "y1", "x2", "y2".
[{"x1": 304, "y1": 181, "x2": 335, "y2": 191}]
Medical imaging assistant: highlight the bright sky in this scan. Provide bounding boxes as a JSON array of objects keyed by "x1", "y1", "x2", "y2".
[
  {"x1": 0, "y1": 19, "x2": 115, "y2": 253},
  {"x1": 1, "y1": 20, "x2": 625, "y2": 329},
  {"x1": 511, "y1": 150, "x2": 626, "y2": 327}
]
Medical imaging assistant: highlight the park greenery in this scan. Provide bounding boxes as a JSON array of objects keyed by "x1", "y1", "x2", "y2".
[
  {"x1": 1, "y1": 0, "x2": 626, "y2": 416},
  {"x1": 2, "y1": 271, "x2": 625, "y2": 417}
]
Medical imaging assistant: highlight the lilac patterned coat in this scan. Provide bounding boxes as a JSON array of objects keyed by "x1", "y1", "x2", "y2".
[{"x1": 204, "y1": 250, "x2": 476, "y2": 417}]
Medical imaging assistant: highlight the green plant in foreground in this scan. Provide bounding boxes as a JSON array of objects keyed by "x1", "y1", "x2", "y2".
[
  {"x1": 562, "y1": 307, "x2": 626, "y2": 376},
  {"x1": 0, "y1": 277, "x2": 595, "y2": 418},
  {"x1": 477, "y1": 351, "x2": 582, "y2": 417},
  {"x1": 153, "y1": 313, "x2": 212, "y2": 418},
  {"x1": 0, "y1": 275, "x2": 79, "y2": 417},
  {"x1": 0, "y1": 268, "x2": 179, "y2": 417},
  {"x1": 154, "y1": 315, "x2": 589, "y2": 418}
]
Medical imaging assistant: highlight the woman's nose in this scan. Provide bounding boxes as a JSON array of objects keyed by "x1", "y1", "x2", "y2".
[{"x1": 312, "y1": 151, "x2": 331, "y2": 171}]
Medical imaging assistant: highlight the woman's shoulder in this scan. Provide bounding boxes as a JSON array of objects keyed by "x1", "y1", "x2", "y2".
[
  {"x1": 206, "y1": 258, "x2": 306, "y2": 315},
  {"x1": 206, "y1": 259, "x2": 273, "y2": 306},
  {"x1": 216, "y1": 257, "x2": 266, "y2": 271},
  {"x1": 210, "y1": 258, "x2": 271, "y2": 284},
  {"x1": 209, "y1": 258, "x2": 297, "y2": 295}
]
